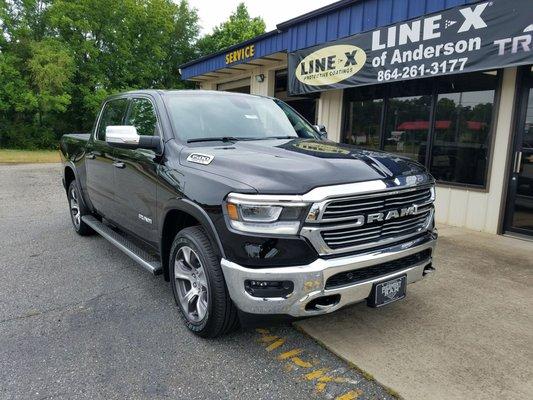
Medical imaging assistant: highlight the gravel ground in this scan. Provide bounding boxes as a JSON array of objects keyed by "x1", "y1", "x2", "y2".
[{"x1": 0, "y1": 163, "x2": 394, "y2": 400}]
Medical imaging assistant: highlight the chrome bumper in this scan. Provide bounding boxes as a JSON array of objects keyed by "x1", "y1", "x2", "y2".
[{"x1": 221, "y1": 231, "x2": 437, "y2": 317}]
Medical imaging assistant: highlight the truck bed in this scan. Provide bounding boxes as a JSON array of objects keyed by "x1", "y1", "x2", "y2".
[{"x1": 60, "y1": 133, "x2": 90, "y2": 162}]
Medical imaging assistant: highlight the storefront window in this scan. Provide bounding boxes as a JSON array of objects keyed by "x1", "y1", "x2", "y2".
[
  {"x1": 341, "y1": 71, "x2": 499, "y2": 188},
  {"x1": 343, "y1": 99, "x2": 382, "y2": 148},
  {"x1": 431, "y1": 90, "x2": 494, "y2": 185},
  {"x1": 343, "y1": 86, "x2": 385, "y2": 149},
  {"x1": 383, "y1": 95, "x2": 431, "y2": 164}
]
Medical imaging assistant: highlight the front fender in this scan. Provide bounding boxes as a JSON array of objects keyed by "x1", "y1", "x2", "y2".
[{"x1": 159, "y1": 197, "x2": 226, "y2": 259}]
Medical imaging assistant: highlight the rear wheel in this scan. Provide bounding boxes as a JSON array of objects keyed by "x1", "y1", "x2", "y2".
[
  {"x1": 68, "y1": 181, "x2": 94, "y2": 236},
  {"x1": 170, "y1": 226, "x2": 238, "y2": 338}
]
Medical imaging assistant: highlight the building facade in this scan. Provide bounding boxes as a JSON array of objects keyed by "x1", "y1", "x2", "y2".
[{"x1": 180, "y1": 0, "x2": 533, "y2": 239}]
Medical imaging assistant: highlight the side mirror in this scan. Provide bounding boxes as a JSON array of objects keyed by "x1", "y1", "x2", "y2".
[
  {"x1": 106, "y1": 125, "x2": 160, "y2": 150},
  {"x1": 106, "y1": 125, "x2": 139, "y2": 147},
  {"x1": 313, "y1": 124, "x2": 328, "y2": 140}
]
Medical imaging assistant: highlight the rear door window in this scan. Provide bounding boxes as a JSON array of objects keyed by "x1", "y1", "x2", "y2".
[{"x1": 96, "y1": 98, "x2": 129, "y2": 141}]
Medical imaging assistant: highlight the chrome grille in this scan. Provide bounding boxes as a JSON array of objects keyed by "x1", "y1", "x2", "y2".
[
  {"x1": 321, "y1": 186, "x2": 432, "y2": 222},
  {"x1": 321, "y1": 210, "x2": 431, "y2": 250},
  {"x1": 301, "y1": 185, "x2": 435, "y2": 254}
]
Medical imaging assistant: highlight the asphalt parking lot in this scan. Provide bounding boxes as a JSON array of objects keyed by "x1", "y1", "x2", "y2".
[{"x1": 0, "y1": 163, "x2": 394, "y2": 400}]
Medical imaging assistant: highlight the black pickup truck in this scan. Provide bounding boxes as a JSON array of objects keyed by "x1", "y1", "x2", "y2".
[{"x1": 60, "y1": 90, "x2": 437, "y2": 337}]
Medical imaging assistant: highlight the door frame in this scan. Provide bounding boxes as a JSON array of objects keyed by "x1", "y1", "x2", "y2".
[{"x1": 503, "y1": 65, "x2": 533, "y2": 236}]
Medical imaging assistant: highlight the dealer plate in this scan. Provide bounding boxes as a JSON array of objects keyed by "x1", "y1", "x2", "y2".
[{"x1": 367, "y1": 275, "x2": 406, "y2": 308}]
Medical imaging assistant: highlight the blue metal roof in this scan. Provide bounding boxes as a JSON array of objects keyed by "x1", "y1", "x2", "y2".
[{"x1": 181, "y1": 0, "x2": 474, "y2": 80}]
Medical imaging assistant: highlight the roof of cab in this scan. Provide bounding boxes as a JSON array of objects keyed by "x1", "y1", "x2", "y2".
[{"x1": 116, "y1": 89, "x2": 269, "y2": 99}]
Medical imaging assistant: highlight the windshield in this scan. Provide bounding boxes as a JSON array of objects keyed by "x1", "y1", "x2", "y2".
[{"x1": 165, "y1": 93, "x2": 319, "y2": 142}]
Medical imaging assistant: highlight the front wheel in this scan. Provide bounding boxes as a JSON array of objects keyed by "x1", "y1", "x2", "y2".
[
  {"x1": 67, "y1": 181, "x2": 94, "y2": 236},
  {"x1": 170, "y1": 226, "x2": 238, "y2": 338}
]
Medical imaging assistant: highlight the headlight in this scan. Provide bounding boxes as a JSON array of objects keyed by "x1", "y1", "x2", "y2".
[
  {"x1": 239, "y1": 204, "x2": 282, "y2": 222},
  {"x1": 225, "y1": 193, "x2": 309, "y2": 235}
]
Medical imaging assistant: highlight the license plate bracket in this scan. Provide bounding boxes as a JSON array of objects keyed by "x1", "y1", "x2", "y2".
[{"x1": 367, "y1": 275, "x2": 407, "y2": 308}]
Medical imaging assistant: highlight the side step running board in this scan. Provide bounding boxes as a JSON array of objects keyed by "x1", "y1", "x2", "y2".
[{"x1": 82, "y1": 215, "x2": 162, "y2": 275}]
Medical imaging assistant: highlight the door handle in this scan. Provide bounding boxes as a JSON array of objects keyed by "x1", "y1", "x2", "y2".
[
  {"x1": 86, "y1": 153, "x2": 95, "y2": 160},
  {"x1": 113, "y1": 161, "x2": 125, "y2": 169},
  {"x1": 514, "y1": 151, "x2": 523, "y2": 174}
]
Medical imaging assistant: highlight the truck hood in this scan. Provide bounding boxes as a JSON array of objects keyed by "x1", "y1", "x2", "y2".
[{"x1": 180, "y1": 139, "x2": 429, "y2": 194}]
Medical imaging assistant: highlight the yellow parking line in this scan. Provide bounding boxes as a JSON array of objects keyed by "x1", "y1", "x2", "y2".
[
  {"x1": 319, "y1": 376, "x2": 350, "y2": 384},
  {"x1": 304, "y1": 368, "x2": 329, "y2": 381},
  {"x1": 316, "y1": 382, "x2": 327, "y2": 393},
  {"x1": 336, "y1": 389, "x2": 363, "y2": 400},
  {"x1": 314, "y1": 374, "x2": 352, "y2": 393},
  {"x1": 259, "y1": 335, "x2": 279, "y2": 343},
  {"x1": 277, "y1": 348, "x2": 303, "y2": 360},
  {"x1": 265, "y1": 338, "x2": 285, "y2": 351},
  {"x1": 255, "y1": 329, "x2": 367, "y2": 399},
  {"x1": 292, "y1": 357, "x2": 313, "y2": 368}
]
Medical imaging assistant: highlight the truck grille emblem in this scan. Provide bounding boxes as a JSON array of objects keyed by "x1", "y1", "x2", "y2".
[{"x1": 353, "y1": 205, "x2": 419, "y2": 227}]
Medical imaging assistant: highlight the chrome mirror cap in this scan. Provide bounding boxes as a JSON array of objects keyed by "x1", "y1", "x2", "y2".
[{"x1": 105, "y1": 125, "x2": 140, "y2": 146}]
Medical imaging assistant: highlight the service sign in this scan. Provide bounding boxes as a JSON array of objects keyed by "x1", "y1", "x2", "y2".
[
  {"x1": 288, "y1": 0, "x2": 533, "y2": 95},
  {"x1": 225, "y1": 45, "x2": 255, "y2": 65}
]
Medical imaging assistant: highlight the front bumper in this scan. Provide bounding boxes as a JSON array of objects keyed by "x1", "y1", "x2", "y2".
[{"x1": 221, "y1": 231, "x2": 437, "y2": 317}]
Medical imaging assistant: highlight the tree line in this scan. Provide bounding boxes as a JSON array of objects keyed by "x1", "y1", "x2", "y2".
[{"x1": 0, "y1": 0, "x2": 265, "y2": 149}]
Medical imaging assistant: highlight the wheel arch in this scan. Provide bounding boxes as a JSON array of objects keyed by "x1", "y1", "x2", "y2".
[
  {"x1": 64, "y1": 164, "x2": 76, "y2": 194},
  {"x1": 160, "y1": 199, "x2": 225, "y2": 281},
  {"x1": 63, "y1": 162, "x2": 93, "y2": 213}
]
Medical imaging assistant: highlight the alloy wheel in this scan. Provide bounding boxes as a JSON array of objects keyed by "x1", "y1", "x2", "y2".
[
  {"x1": 174, "y1": 246, "x2": 209, "y2": 323},
  {"x1": 69, "y1": 186, "x2": 81, "y2": 229}
]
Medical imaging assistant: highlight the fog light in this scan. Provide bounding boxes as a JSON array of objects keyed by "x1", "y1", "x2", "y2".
[{"x1": 244, "y1": 280, "x2": 294, "y2": 298}]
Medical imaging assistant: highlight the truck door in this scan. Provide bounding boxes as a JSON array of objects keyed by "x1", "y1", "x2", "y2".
[
  {"x1": 112, "y1": 97, "x2": 160, "y2": 245},
  {"x1": 85, "y1": 98, "x2": 128, "y2": 219}
]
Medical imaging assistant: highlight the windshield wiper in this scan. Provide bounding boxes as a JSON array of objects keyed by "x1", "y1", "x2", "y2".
[
  {"x1": 187, "y1": 136, "x2": 297, "y2": 143},
  {"x1": 187, "y1": 136, "x2": 243, "y2": 143},
  {"x1": 262, "y1": 136, "x2": 298, "y2": 140}
]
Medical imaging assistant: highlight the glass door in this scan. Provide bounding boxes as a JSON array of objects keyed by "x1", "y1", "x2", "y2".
[{"x1": 504, "y1": 67, "x2": 533, "y2": 236}]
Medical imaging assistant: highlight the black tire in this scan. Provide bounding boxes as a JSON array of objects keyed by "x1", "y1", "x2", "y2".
[
  {"x1": 67, "y1": 181, "x2": 94, "y2": 236},
  {"x1": 169, "y1": 226, "x2": 239, "y2": 338}
]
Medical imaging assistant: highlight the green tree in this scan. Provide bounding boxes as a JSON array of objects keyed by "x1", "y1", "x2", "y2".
[
  {"x1": 196, "y1": 3, "x2": 265, "y2": 56},
  {"x1": 0, "y1": 0, "x2": 201, "y2": 149},
  {"x1": 0, "y1": 0, "x2": 49, "y2": 147},
  {"x1": 28, "y1": 39, "x2": 74, "y2": 122},
  {"x1": 46, "y1": 0, "x2": 199, "y2": 129}
]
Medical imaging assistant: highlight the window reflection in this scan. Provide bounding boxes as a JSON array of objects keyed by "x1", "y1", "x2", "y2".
[
  {"x1": 431, "y1": 91, "x2": 494, "y2": 185},
  {"x1": 97, "y1": 99, "x2": 128, "y2": 141},
  {"x1": 127, "y1": 98, "x2": 157, "y2": 136},
  {"x1": 383, "y1": 95, "x2": 431, "y2": 164},
  {"x1": 341, "y1": 71, "x2": 498, "y2": 187},
  {"x1": 343, "y1": 99, "x2": 382, "y2": 149}
]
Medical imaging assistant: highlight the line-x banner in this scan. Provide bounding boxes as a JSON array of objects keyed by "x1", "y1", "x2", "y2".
[{"x1": 288, "y1": 0, "x2": 533, "y2": 95}]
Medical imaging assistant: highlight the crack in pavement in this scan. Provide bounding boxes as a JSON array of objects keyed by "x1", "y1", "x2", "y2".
[{"x1": 0, "y1": 283, "x2": 141, "y2": 326}]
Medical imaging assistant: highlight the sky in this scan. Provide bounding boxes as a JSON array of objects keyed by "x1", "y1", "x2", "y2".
[{"x1": 186, "y1": 0, "x2": 339, "y2": 35}]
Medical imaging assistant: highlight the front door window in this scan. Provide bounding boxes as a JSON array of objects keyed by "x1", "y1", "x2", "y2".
[{"x1": 126, "y1": 98, "x2": 158, "y2": 136}]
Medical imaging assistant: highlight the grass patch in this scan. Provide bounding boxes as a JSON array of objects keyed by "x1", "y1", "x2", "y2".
[{"x1": 0, "y1": 149, "x2": 60, "y2": 163}]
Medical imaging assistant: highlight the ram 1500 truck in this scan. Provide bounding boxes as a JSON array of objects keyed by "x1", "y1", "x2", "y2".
[{"x1": 60, "y1": 90, "x2": 437, "y2": 337}]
